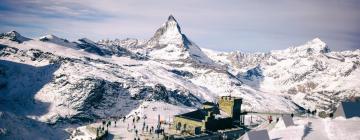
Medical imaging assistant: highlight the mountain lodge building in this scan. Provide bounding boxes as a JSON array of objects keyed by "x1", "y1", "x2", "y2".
[{"x1": 172, "y1": 96, "x2": 245, "y2": 135}]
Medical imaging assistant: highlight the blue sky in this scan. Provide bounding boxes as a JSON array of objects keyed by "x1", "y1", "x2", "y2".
[{"x1": 0, "y1": 0, "x2": 359, "y2": 52}]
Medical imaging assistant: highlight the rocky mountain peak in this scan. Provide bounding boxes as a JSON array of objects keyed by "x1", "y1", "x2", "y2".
[
  {"x1": 0, "y1": 31, "x2": 30, "y2": 43},
  {"x1": 307, "y1": 37, "x2": 330, "y2": 53},
  {"x1": 165, "y1": 15, "x2": 181, "y2": 33},
  {"x1": 168, "y1": 14, "x2": 177, "y2": 22},
  {"x1": 146, "y1": 15, "x2": 183, "y2": 48},
  {"x1": 145, "y1": 15, "x2": 214, "y2": 64},
  {"x1": 78, "y1": 38, "x2": 96, "y2": 45},
  {"x1": 39, "y1": 34, "x2": 61, "y2": 41},
  {"x1": 8, "y1": 30, "x2": 21, "y2": 36},
  {"x1": 271, "y1": 37, "x2": 331, "y2": 56}
]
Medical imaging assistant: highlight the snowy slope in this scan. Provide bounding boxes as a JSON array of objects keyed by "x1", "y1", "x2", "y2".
[
  {"x1": 0, "y1": 111, "x2": 68, "y2": 140},
  {"x1": 0, "y1": 16, "x2": 303, "y2": 129},
  {"x1": 0, "y1": 43, "x2": 205, "y2": 124},
  {"x1": 206, "y1": 38, "x2": 360, "y2": 112},
  {"x1": 269, "y1": 117, "x2": 360, "y2": 140},
  {"x1": 39, "y1": 34, "x2": 78, "y2": 49}
]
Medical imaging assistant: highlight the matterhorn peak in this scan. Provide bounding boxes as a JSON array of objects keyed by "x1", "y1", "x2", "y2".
[
  {"x1": 147, "y1": 15, "x2": 184, "y2": 48},
  {"x1": 145, "y1": 15, "x2": 214, "y2": 64},
  {"x1": 162, "y1": 14, "x2": 182, "y2": 36},
  {"x1": 168, "y1": 14, "x2": 177, "y2": 22}
]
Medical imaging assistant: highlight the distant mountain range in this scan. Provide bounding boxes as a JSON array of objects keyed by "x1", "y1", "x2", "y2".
[{"x1": 1, "y1": 15, "x2": 359, "y2": 126}]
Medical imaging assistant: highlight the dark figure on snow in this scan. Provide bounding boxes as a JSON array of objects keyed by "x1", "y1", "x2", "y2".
[
  {"x1": 268, "y1": 116, "x2": 273, "y2": 123},
  {"x1": 150, "y1": 126, "x2": 154, "y2": 134},
  {"x1": 137, "y1": 116, "x2": 140, "y2": 122},
  {"x1": 311, "y1": 110, "x2": 317, "y2": 115},
  {"x1": 291, "y1": 113, "x2": 294, "y2": 118}
]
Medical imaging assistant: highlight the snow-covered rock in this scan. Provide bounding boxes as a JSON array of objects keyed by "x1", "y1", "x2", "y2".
[
  {"x1": 39, "y1": 34, "x2": 77, "y2": 48},
  {"x1": 209, "y1": 38, "x2": 360, "y2": 112},
  {"x1": 0, "y1": 31, "x2": 31, "y2": 43},
  {"x1": 146, "y1": 15, "x2": 214, "y2": 65}
]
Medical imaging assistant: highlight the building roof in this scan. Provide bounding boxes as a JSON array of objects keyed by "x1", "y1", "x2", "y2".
[
  {"x1": 243, "y1": 129, "x2": 270, "y2": 140},
  {"x1": 275, "y1": 115, "x2": 294, "y2": 128},
  {"x1": 175, "y1": 109, "x2": 209, "y2": 122},
  {"x1": 202, "y1": 101, "x2": 216, "y2": 106},
  {"x1": 175, "y1": 107, "x2": 226, "y2": 122},
  {"x1": 215, "y1": 110, "x2": 230, "y2": 119},
  {"x1": 219, "y1": 96, "x2": 242, "y2": 100},
  {"x1": 334, "y1": 101, "x2": 360, "y2": 118}
]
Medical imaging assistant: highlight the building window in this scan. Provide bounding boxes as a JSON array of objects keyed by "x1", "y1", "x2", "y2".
[{"x1": 177, "y1": 122, "x2": 182, "y2": 130}]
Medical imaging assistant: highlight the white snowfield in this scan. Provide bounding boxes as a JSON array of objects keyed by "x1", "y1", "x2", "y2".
[
  {"x1": 0, "y1": 15, "x2": 359, "y2": 139},
  {"x1": 70, "y1": 101, "x2": 195, "y2": 140},
  {"x1": 269, "y1": 117, "x2": 360, "y2": 140}
]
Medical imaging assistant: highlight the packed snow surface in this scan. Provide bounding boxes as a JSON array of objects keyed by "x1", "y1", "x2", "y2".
[{"x1": 269, "y1": 117, "x2": 360, "y2": 140}]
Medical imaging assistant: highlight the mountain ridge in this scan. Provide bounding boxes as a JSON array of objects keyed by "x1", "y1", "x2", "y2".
[{"x1": 1, "y1": 15, "x2": 359, "y2": 127}]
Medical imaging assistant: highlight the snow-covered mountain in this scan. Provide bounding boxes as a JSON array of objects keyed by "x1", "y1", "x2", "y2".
[
  {"x1": 0, "y1": 15, "x2": 358, "y2": 134},
  {"x1": 205, "y1": 38, "x2": 360, "y2": 112},
  {"x1": 0, "y1": 31, "x2": 31, "y2": 43},
  {"x1": 145, "y1": 15, "x2": 214, "y2": 65}
]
